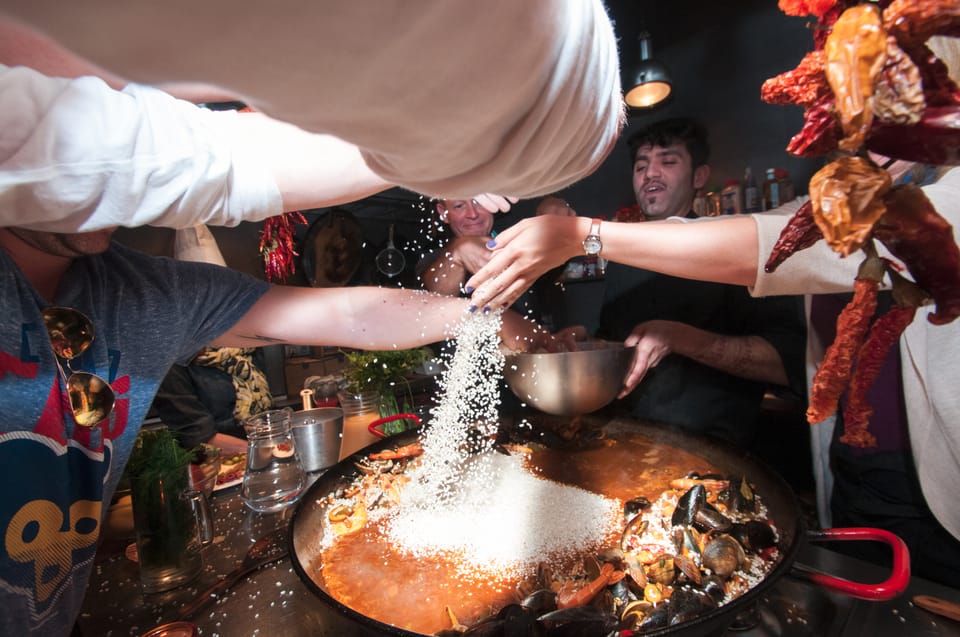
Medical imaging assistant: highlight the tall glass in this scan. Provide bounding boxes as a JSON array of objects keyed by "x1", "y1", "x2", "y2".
[
  {"x1": 337, "y1": 390, "x2": 382, "y2": 460},
  {"x1": 241, "y1": 408, "x2": 306, "y2": 513},
  {"x1": 130, "y1": 463, "x2": 213, "y2": 594}
]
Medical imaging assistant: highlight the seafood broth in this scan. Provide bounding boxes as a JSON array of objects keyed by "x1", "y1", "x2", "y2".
[{"x1": 309, "y1": 430, "x2": 758, "y2": 635}]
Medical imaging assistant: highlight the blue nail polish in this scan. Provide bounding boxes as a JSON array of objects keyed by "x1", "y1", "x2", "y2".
[
  {"x1": 482, "y1": 306, "x2": 490, "y2": 314},
  {"x1": 464, "y1": 286, "x2": 474, "y2": 294},
  {"x1": 468, "y1": 305, "x2": 477, "y2": 313},
  {"x1": 486, "y1": 239, "x2": 497, "y2": 248}
]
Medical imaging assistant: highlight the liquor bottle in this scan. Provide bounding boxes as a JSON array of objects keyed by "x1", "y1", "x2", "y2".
[
  {"x1": 720, "y1": 179, "x2": 742, "y2": 215},
  {"x1": 743, "y1": 167, "x2": 762, "y2": 213},
  {"x1": 763, "y1": 168, "x2": 781, "y2": 210}
]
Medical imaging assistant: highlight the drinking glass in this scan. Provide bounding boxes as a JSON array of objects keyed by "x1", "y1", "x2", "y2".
[{"x1": 241, "y1": 408, "x2": 306, "y2": 513}]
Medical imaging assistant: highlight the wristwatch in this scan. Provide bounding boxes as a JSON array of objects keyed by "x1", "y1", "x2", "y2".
[{"x1": 582, "y1": 218, "x2": 603, "y2": 255}]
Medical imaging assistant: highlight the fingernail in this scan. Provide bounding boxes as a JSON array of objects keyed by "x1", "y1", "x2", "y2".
[
  {"x1": 501, "y1": 302, "x2": 508, "y2": 308},
  {"x1": 464, "y1": 286, "x2": 474, "y2": 294},
  {"x1": 486, "y1": 239, "x2": 497, "y2": 248},
  {"x1": 468, "y1": 305, "x2": 477, "y2": 313},
  {"x1": 482, "y1": 306, "x2": 491, "y2": 314}
]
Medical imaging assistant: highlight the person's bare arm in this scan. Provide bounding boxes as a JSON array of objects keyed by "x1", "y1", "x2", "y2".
[
  {"x1": 619, "y1": 320, "x2": 788, "y2": 397},
  {"x1": 421, "y1": 236, "x2": 494, "y2": 296},
  {"x1": 210, "y1": 286, "x2": 550, "y2": 353},
  {"x1": 467, "y1": 215, "x2": 761, "y2": 310},
  {"x1": 224, "y1": 112, "x2": 393, "y2": 213}
]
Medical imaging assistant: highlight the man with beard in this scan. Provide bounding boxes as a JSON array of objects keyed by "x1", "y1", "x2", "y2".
[{"x1": 595, "y1": 118, "x2": 806, "y2": 447}]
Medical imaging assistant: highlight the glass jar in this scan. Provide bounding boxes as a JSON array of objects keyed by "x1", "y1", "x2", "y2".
[
  {"x1": 241, "y1": 408, "x2": 306, "y2": 513},
  {"x1": 337, "y1": 390, "x2": 383, "y2": 460}
]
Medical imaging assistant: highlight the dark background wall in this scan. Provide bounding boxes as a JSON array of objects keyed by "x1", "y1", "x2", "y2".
[{"x1": 117, "y1": 1, "x2": 824, "y2": 287}]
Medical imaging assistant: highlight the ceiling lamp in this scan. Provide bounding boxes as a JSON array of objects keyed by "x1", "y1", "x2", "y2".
[{"x1": 625, "y1": 32, "x2": 672, "y2": 108}]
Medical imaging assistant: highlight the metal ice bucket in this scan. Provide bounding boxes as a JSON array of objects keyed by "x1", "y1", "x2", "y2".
[{"x1": 503, "y1": 340, "x2": 635, "y2": 415}]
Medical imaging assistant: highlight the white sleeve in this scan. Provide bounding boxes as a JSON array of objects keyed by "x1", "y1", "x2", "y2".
[
  {"x1": 751, "y1": 197, "x2": 867, "y2": 297},
  {"x1": 4, "y1": 0, "x2": 624, "y2": 201},
  {"x1": 0, "y1": 64, "x2": 282, "y2": 231},
  {"x1": 750, "y1": 166, "x2": 960, "y2": 297}
]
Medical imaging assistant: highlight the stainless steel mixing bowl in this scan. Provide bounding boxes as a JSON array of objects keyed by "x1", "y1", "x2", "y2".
[{"x1": 502, "y1": 340, "x2": 635, "y2": 415}]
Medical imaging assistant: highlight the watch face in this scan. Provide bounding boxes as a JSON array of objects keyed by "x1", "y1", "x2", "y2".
[{"x1": 583, "y1": 236, "x2": 602, "y2": 255}]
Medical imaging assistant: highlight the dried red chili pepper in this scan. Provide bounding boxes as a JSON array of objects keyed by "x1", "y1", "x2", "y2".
[
  {"x1": 824, "y1": 4, "x2": 888, "y2": 152},
  {"x1": 807, "y1": 256, "x2": 883, "y2": 424},
  {"x1": 841, "y1": 304, "x2": 915, "y2": 447},
  {"x1": 882, "y1": 0, "x2": 960, "y2": 52},
  {"x1": 778, "y1": 0, "x2": 838, "y2": 19},
  {"x1": 841, "y1": 269, "x2": 926, "y2": 447},
  {"x1": 259, "y1": 211, "x2": 308, "y2": 283},
  {"x1": 765, "y1": 201, "x2": 824, "y2": 273},
  {"x1": 785, "y1": 94, "x2": 842, "y2": 157},
  {"x1": 761, "y1": 50, "x2": 831, "y2": 107},
  {"x1": 874, "y1": 184, "x2": 960, "y2": 325}
]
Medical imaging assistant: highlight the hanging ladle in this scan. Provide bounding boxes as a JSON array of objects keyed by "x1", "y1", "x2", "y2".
[{"x1": 375, "y1": 224, "x2": 406, "y2": 277}]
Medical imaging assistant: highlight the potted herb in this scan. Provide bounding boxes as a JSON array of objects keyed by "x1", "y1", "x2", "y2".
[
  {"x1": 340, "y1": 347, "x2": 432, "y2": 436},
  {"x1": 126, "y1": 428, "x2": 212, "y2": 592}
]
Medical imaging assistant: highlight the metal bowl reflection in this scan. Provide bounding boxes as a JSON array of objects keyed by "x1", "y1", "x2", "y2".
[{"x1": 503, "y1": 341, "x2": 634, "y2": 415}]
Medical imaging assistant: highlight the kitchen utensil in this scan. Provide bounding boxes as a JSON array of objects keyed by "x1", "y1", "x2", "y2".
[
  {"x1": 300, "y1": 209, "x2": 363, "y2": 287},
  {"x1": 502, "y1": 340, "x2": 635, "y2": 415},
  {"x1": 289, "y1": 417, "x2": 909, "y2": 637},
  {"x1": 376, "y1": 224, "x2": 405, "y2": 277},
  {"x1": 291, "y1": 404, "x2": 344, "y2": 473},
  {"x1": 176, "y1": 529, "x2": 289, "y2": 621},
  {"x1": 913, "y1": 594, "x2": 960, "y2": 622}
]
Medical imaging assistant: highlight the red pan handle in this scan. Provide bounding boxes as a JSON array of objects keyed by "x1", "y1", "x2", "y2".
[
  {"x1": 367, "y1": 413, "x2": 422, "y2": 438},
  {"x1": 791, "y1": 527, "x2": 910, "y2": 600}
]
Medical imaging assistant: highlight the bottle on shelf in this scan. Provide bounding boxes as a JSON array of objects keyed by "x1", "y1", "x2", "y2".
[
  {"x1": 763, "y1": 168, "x2": 781, "y2": 210},
  {"x1": 720, "y1": 179, "x2": 743, "y2": 215},
  {"x1": 743, "y1": 166, "x2": 762, "y2": 213},
  {"x1": 776, "y1": 168, "x2": 796, "y2": 204}
]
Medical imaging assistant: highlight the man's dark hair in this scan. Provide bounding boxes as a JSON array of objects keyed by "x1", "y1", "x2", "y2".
[{"x1": 626, "y1": 117, "x2": 710, "y2": 168}]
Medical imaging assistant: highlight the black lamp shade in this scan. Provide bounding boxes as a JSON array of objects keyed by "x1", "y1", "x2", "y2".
[{"x1": 626, "y1": 33, "x2": 672, "y2": 108}]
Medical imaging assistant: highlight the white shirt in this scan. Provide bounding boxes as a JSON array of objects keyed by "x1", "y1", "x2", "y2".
[
  {"x1": 0, "y1": 0, "x2": 623, "y2": 228},
  {"x1": 751, "y1": 168, "x2": 960, "y2": 540}
]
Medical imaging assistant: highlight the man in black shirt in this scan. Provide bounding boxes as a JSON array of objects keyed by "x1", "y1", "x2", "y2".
[{"x1": 598, "y1": 118, "x2": 806, "y2": 447}]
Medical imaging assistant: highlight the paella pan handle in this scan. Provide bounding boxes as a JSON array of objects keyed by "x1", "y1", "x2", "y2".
[
  {"x1": 791, "y1": 527, "x2": 911, "y2": 600},
  {"x1": 367, "y1": 413, "x2": 422, "y2": 438}
]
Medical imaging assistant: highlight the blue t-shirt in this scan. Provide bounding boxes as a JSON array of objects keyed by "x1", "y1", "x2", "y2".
[{"x1": 0, "y1": 242, "x2": 269, "y2": 636}]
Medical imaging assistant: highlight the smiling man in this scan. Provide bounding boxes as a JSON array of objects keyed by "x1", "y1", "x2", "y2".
[
  {"x1": 596, "y1": 118, "x2": 806, "y2": 448},
  {"x1": 419, "y1": 198, "x2": 498, "y2": 297}
]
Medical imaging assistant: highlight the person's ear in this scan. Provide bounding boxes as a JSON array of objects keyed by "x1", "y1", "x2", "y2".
[
  {"x1": 693, "y1": 164, "x2": 711, "y2": 190},
  {"x1": 435, "y1": 201, "x2": 449, "y2": 223}
]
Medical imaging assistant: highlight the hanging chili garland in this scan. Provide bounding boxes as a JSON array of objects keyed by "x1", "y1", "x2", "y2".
[{"x1": 259, "y1": 211, "x2": 308, "y2": 283}]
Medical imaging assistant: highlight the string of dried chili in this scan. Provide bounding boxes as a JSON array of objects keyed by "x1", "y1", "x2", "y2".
[
  {"x1": 840, "y1": 304, "x2": 916, "y2": 447},
  {"x1": 765, "y1": 201, "x2": 823, "y2": 273},
  {"x1": 259, "y1": 211, "x2": 308, "y2": 283},
  {"x1": 807, "y1": 264, "x2": 881, "y2": 424}
]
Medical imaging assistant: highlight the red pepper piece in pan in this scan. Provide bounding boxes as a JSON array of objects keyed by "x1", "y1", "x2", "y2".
[
  {"x1": 807, "y1": 255, "x2": 883, "y2": 425},
  {"x1": 874, "y1": 184, "x2": 960, "y2": 325},
  {"x1": 765, "y1": 201, "x2": 824, "y2": 273}
]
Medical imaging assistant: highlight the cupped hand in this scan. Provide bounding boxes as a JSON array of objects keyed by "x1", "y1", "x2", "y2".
[
  {"x1": 618, "y1": 320, "x2": 680, "y2": 398},
  {"x1": 472, "y1": 194, "x2": 519, "y2": 213},
  {"x1": 465, "y1": 215, "x2": 584, "y2": 311},
  {"x1": 447, "y1": 236, "x2": 496, "y2": 274}
]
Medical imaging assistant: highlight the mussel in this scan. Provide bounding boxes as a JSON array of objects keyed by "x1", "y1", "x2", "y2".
[
  {"x1": 701, "y1": 534, "x2": 746, "y2": 579},
  {"x1": 729, "y1": 520, "x2": 777, "y2": 553}
]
